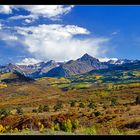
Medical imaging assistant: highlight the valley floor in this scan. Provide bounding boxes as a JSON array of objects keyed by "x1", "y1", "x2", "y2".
[{"x1": 0, "y1": 76, "x2": 140, "y2": 135}]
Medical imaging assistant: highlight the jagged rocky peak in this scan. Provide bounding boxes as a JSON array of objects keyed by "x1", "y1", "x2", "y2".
[
  {"x1": 82, "y1": 53, "x2": 92, "y2": 58},
  {"x1": 35, "y1": 60, "x2": 56, "y2": 67},
  {"x1": 1, "y1": 54, "x2": 140, "y2": 78},
  {"x1": 46, "y1": 60, "x2": 56, "y2": 65},
  {"x1": 78, "y1": 53, "x2": 99, "y2": 62},
  {"x1": 66, "y1": 60, "x2": 75, "y2": 64}
]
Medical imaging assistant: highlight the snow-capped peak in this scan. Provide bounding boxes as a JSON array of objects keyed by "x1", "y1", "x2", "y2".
[
  {"x1": 107, "y1": 59, "x2": 133, "y2": 65},
  {"x1": 98, "y1": 57, "x2": 134, "y2": 65},
  {"x1": 98, "y1": 57, "x2": 118, "y2": 62},
  {"x1": 16, "y1": 58, "x2": 41, "y2": 66}
]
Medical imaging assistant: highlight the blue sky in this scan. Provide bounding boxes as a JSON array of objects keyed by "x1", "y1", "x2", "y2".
[{"x1": 0, "y1": 5, "x2": 140, "y2": 65}]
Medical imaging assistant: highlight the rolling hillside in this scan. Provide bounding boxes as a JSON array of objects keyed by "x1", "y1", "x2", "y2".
[{"x1": 68, "y1": 61, "x2": 140, "y2": 84}]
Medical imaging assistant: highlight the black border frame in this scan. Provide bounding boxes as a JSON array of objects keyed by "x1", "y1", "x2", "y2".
[
  {"x1": 0, "y1": 0, "x2": 140, "y2": 5},
  {"x1": 0, "y1": 0, "x2": 140, "y2": 139}
]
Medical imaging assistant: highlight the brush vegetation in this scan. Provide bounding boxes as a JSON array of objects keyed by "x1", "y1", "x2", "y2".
[{"x1": 0, "y1": 70, "x2": 140, "y2": 135}]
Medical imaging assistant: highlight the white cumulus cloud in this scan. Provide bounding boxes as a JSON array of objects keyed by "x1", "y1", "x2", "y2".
[
  {"x1": 0, "y1": 5, "x2": 74, "y2": 21},
  {"x1": 12, "y1": 24, "x2": 110, "y2": 61},
  {"x1": 24, "y1": 19, "x2": 32, "y2": 24},
  {"x1": 0, "y1": 5, "x2": 115, "y2": 64},
  {"x1": 0, "y1": 5, "x2": 12, "y2": 14},
  {"x1": 0, "y1": 31, "x2": 18, "y2": 41}
]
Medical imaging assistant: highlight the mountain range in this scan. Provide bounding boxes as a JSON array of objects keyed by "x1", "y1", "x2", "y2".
[{"x1": 0, "y1": 53, "x2": 139, "y2": 79}]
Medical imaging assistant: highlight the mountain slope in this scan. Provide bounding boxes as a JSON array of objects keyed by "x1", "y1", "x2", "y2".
[
  {"x1": 0, "y1": 54, "x2": 139, "y2": 78},
  {"x1": 46, "y1": 54, "x2": 108, "y2": 77},
  {"x1": 68, "y1": 61, "x2": 140, "y2": 84},
  {"x1": 0, "y1": 60, "x2": 61, "y2": 78},
  {"x1": 0, "y1": 71, "x2": 34, "y2": 83}
]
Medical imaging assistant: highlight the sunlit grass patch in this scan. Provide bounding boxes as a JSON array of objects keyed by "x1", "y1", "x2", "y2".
[
  {"x1": 75, "y1": 126, "x2": 97, "y2": 135},
  {"x1": 0, "y1": 83, "x2": 7, "y2": 88}
]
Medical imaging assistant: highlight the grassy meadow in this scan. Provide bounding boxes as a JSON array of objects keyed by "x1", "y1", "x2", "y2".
[{"x1": 0, "y1": 71, "x2": 140, "y2": 135}]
